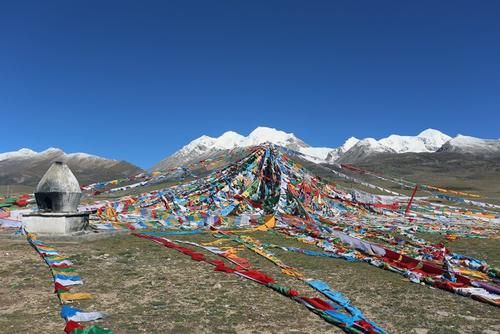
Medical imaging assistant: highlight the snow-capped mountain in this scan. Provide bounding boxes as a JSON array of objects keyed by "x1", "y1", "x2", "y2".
[
  {"x1": 438, "y1": 135, "x2": 500, "y2": 154},
  {"x1": 0, "y1": 147, "x2": 143, "y2": 186},
  {"x1": 378, "y1": 129, "x2": 451, "y2": 153},
  {"x1": 153, "y1": 126, "x2": 499, "y2": 170},
  {"x1": 177, "y1": 127, "x2": 308, "y2": 154},
  {"x1": 336, "y1": 129, "x2": 453, "y2": 163},
  {"x1": 0, "y1": 148, "x2": 38, "y2": 161},
  {"x1": 0, "y1": 147, "x2": 103, "y2": 162},
  {"x1": 153, "y1": 127, "x2": 310, "y2": 170},
  {"x1": 334, "y1": 138, "x2": 389, "y2": 163},
  {"x1": 324, "y1": 137, "x2": 360, "y2": 162}
]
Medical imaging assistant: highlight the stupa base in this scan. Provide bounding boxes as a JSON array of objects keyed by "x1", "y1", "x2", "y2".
[{"x1": 22, "y1": 212, "x2": 89, "y2": 235}]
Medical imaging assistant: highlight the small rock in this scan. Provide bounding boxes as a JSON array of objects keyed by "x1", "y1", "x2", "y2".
[
  {"x1": 436, "y1": 310, "x2": 449, "y2": 317},
  {"x1": 214, "y1": 283, "x2": 222, "y2": 289}
]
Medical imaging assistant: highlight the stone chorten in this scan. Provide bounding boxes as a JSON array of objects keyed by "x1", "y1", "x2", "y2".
[
  {"x1": 35, "y1": 161, "x2": 82, "y2": 212},
  {"x1": 22, "y1": 161, "x2": 89, "y2": 235}
]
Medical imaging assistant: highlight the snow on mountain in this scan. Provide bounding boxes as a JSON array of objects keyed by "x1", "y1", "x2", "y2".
[
  {"x1": 66, "y1": 152, "x2": 102, "y2": 159},
  {"x1": 0, "y1": 147, "x2": 143, "y2": 186},
  {"x1": 0, "y1": 147, "x2": 108, "y2": 162},
  {"x1": 178, "y1": 135, "x2": 218, "y2": 157},
  {"x1": 325, "y1": 129, "x2": 451, "y2": 163},
  {"x1": 438, "y1": 135, "x2": 500, "y2": 154},
  {"x1": 336, "y1": 129, "x2": 452, "y2": 163},
  {"x1": 446, "y1": 135, "x2": 485, "y2": 147},
  {"x1": 153, "y1": 126, "x2": 496, "y2": 170},
  {"x1": 241, "y1": 127, "x2": 308, "y2": 149},
  {"x1": 300, "y1": 147, "x2": 335, "y2": 162},
  {"x1": 417, "y1": 129, "x2": 452, "y2": 151},
  {"x1": 325, "y1": 137, "x2": 360, "y2": 162},
  {"x1": 337, "y1": 138, "x2": 393, "y2": 163},
  {"x1": 379, "y1": 135, "x2": 427, "y2": 153},
  {"x1": 377, "y1": 129, "x2": 451, "y2": 153},
  {"x1": 0, "y1": 148, "x2": 37, "y2": 161},
  {"x1": 176, "y1": 127, "x2": 306, "y2": 156},
  {"x1": 216, "y1": 131, "x2": 246, "y2": 149},
  {"x1": 156, "y1": 127, "x2": 455, "y2": 169},
  {"x1": 357, "y1": 138, "x2": 391, "y2": 152},
  {"x1": 153, "y1": 127, "x2": 311, "y2": 170},
  {"x1": 0, "y1": 147, "x2": 72, "y2": 161},
  {"x1": 341, "y1": 137, "x2": 361, "y2": 152}
]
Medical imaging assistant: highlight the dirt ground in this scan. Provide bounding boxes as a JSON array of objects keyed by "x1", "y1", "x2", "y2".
[{"x1": 0, "y1": 231, "x2": 499, "y2": 334}]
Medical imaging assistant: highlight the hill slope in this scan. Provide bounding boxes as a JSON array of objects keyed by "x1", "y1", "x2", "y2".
[{"x1": 0, "y1": 148, "x2": 143, "y2": 188}]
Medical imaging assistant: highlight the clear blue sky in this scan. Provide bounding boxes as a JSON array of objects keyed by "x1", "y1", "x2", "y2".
[{"x1": 1, "y1": 1, "x2": 499, "y2": 168}]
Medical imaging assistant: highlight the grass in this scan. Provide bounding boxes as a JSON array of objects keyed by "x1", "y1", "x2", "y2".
[
  {"x1": 1, "y1": 231, "x2": 499, "y2": 334},
  {"x1": 0, "y1": 185, "x2": 34, "y2": 197}
]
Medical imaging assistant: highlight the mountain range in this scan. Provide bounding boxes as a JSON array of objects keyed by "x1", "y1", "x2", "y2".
[
  {"x1": 152, "y1": 126, "x2": 500, "y2": 170},
  {"x1": 1, "y1": 127, "x2": 499, "y2": 188},
  {"x1": 0, "y1": 148, "x2": 143, "y2": 187}
]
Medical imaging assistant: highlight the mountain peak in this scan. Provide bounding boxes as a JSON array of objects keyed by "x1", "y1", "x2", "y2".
[
  {"x1": 0, "y1": 148, "x2": 37, "y2": 161},
  {"x1": 416, "y1": 128, "x2": 452, "y2": 151},
  {"x1": 18, "y1": 148, "x2": 37, "y2": 154},
  {"x1": 341, "y1": 137, "x2": 360, "y2": 151},
  {"x1": 192, "y1": 135, "x2": 216, "y2": 142},
  {"x1": 445, "y1": 134, "x2": 485, "y2": 148},
  {"x1": 153, "y1": 126, "x2": 309, "y2": 170},
  {"x1": 356, "y1": 138, "x2": 388, "y2": 151},
  {"x1": 216, "y1": 131, "x2": 245, "y2": 149},
  {"x1": 247, "y1": 126, "x2": 297, "y2": 144},
  {"x1": 181, "y1": 135, "x2": 217, "y2": 155},
  {"x1": 40, "y1": 147, "x2": 64, "y2": 154},
  {"x1": 220, "y1": 130, "x2": 242, "y2": 137},
  {"x1": 0, "y1": 147, "x2": 112, "y2": 162},
  {"x1": 375, "y1": 129, "x2": 451, "y2": 153},
  {"x1": 438, "y1": 134, "x2": 500, "y2": 154},
  {"x1": 249, "y1": 126, "x2": 287, "y2": 135},
  {"x1": 452, "y1": 134, "x2": 482, "y2": 142},
  {"x1": 417, "y1": 128, "x2": 447, "y2": 137}
]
